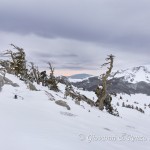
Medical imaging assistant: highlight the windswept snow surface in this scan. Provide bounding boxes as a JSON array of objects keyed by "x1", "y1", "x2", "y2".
[{"x1": 0, "y1": 73, "x2": 150, "y2": 150}]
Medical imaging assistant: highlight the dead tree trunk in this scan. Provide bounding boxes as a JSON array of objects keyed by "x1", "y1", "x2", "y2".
[{"x1": 30, "y1": 62, "x2": 40, "y2": 84}]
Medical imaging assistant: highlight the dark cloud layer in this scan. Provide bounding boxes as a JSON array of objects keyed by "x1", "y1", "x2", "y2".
[
  {"x1": 0, "y1": 0, "x2": 150, "y2": 74},
  {"x1": 0, "y1": 0, "x2": 150, "y2": 50}
]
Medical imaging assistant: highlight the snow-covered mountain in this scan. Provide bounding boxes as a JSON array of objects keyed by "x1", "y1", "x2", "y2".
[
  {"x1": 72, "y1": 65, "x2": 150, "y2": 95},
  {"x1": 68, "y1": 74, "x2": 93, "y2": 83},
  {"x1": 111, "y1": 66, "x2": 150, "y2": 83}
]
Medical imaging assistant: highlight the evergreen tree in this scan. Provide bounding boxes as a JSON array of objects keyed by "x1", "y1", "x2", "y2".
[
  {"x1": 47, "y1": 62, "x2": 59, "y2": 91},
  {"x1": 2, "y1": 44, "x2": 28, "y2": 80}
]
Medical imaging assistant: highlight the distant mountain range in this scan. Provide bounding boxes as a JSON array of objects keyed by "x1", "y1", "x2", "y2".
[
  {"x1": 72, "y1": 66, "x2": 150, "y2": 95},
  {"x1": 68, "y1": 73, "x2": 93, "y2": 79}
]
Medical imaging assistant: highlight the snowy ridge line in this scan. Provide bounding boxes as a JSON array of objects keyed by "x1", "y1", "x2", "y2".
[{"x1": 111, "y1": 66, "x2": 150, "y2": 83}]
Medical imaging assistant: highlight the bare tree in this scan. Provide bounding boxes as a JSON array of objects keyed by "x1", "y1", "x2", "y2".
[
  {"x1": 48, "y1": 62, "x2": 54, "y2": 76},
  {"x1": 30, "y1": 62, "x2": 40, "y2": 84}
]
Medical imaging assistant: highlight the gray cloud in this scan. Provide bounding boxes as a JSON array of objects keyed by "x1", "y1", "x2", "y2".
[
  {"x1": 0, "y1": 0, "x2": 150, "y2": 51},
  {"x1": 35, "y1": 52, "x2": 78, "y2": 59},
  {"x1": 0, "y1": 0, "x2": 150, "y2": 74}
]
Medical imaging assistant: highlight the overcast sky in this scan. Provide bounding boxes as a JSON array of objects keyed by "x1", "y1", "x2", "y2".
[{"x1": 0, "y1": 0, "x2": 150, "y2": 76}]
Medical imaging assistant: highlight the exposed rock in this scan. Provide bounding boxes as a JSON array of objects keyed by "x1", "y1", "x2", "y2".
[
  {"x1": 27, "y1": 81, "x2": 38, "y2": 91},
  {"x1": 3, "y1": 76, "x2": 19, "y2": 87},
  {"x1": 14, "y1": 95, "x2": 18, "y2": 99},
  {"x1": 75, "y1": 100, "x2": 80, "y2": 105},
  {"x1": 0, "y1": 75, "x2": 4, "y2": 91},
  {"x1": 0, "y1": 75, "x2": 19, "y2": 91},
  {"x1": 3, "y1": 77, "x2": 12, "y2": 84},
  {"x1": 55, "y1": 100, "x2": 71, "y2": 110},
  {"x1": 11, "y1": 83, "x2": 19, "y2": 87}
]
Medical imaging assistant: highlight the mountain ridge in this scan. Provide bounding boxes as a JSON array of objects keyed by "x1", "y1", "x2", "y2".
[
  {"x1": 111, "y1": 65, "x2": 150, "y2": 83},
  {"x1": 72, "y1": 65, "x2": 150, "y2": 95},
  {"x1": 68, "y1": 73, "x2": 93, "y2": 79}
]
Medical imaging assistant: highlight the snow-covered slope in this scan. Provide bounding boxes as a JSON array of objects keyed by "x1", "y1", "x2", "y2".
[
  {"x1": 111, "y1": 66, "x2": 150, "y2": 83},
  {"x1": 1, "y1": 73, "x2": 150, "y2": 150},
  {"x1": 68, "y1": 78, "x2": 84, "y2": 83}
]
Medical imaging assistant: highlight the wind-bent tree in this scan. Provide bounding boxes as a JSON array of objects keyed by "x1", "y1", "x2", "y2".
[
  {"x1": 97, "y1": 54, "x2": 114, "y2": 110},
  {"x1": 2, "y1": 44, "x2": 28, "y2": 80},
  {"x1": 95, "y1": 54, "x2": 119, "y2": 116},
  {"x1": 0, "y1": 44, "x2": 61, "y2": 92}
]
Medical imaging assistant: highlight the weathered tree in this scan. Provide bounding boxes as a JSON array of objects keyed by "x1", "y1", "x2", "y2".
[
  {"x1": 96, "y1": 54, "x2": 114, "y2": 110},
  {"x1": 30, "y1": 62, "x2": 40, "y2": 84},
  {"x1": 2, "y1": 44, "x2": 27, "y2": 79},
  {"x1": 39, "y1": 70, "x2": 47, "y2": 86},
  {"x1": 95, "y1": 54, "x2": 119, "y2": 116},
  {"x1": 47, "y1": 62, "x2": 59, "y2": 91},
  {"x1": 64, "y1": 84, "x2": 74, "y2": 99}
]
